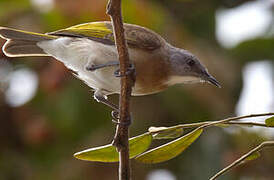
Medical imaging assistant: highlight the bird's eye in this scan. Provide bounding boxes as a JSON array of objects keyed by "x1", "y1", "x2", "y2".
[{"x1": 187, "y1": 59, "x2": 195, "y2": 66}]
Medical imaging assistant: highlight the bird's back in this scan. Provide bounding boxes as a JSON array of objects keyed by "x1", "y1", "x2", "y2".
[{"x1": 48, "y1": 21, "x2": 165, "y2": 51}]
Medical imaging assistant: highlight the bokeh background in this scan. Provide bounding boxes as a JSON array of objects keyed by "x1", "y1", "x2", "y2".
[{"x1": 0, "y1": 0, "x2": 273, "y2": 179}]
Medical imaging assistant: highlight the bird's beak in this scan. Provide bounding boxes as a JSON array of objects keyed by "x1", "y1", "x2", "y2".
[{"x1": 202, "y1": 71, "x2": 221, "y2": 88}]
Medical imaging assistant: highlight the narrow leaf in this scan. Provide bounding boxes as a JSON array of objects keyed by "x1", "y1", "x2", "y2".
[
  {"x1": 135, "y1": 129, "x2": 203, "y2": 164},
  {"x1": 265, "y1": 116, "x2": 274, "y2": 127},
  {"x1": 74, "y1": 133, "x2": 152, "y2": 162}
]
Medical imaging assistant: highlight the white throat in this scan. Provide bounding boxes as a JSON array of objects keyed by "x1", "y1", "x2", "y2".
[{"x1": 166, "y1": 75, "x2": 201, "y2": 86}]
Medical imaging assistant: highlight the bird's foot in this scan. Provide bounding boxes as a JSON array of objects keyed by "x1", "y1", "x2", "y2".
[
  {"x1": 111, "y1": 110, "x2": 119, "y2": 120},
  {"x1": 114, "y1": 63, "x2": 136, "y2": 85},
  {"x1": 111, "y1": 110, "x2": 132, "y2": 127},
  {"x1": 94, "y1": 90, "x2": 119, "y2": 111},
  {"x1": 114, "y1": 63, "x2": 135, "y2": 78}
]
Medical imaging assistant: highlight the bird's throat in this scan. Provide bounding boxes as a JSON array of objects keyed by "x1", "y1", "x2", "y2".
[{"x1": 166, "y1": 75, "x2": 201, "y2": 86}]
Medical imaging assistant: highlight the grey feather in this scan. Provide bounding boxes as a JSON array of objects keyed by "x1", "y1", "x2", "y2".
[{"x1": 3, "y1": 40, "x2": 49, "y2": 57}]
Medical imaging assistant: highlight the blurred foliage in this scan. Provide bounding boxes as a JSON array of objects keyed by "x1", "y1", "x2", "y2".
[
  {"x1": 265, "y1": 116, "x2": 274, "y2": 127},
  {"x1": 230, "y1": 38, "x2": 274, "y2": 64},
  {"x1": 0, "y1": 0, "x2": 273, "y2": 180}
]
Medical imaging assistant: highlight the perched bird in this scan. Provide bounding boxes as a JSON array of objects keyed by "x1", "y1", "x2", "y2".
[{"x1": 0, "y1": 21, "x2": 220, "y2": 110}]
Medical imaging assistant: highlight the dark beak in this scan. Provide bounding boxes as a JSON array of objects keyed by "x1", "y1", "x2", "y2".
[{"x1": 203, "y1": 72, "x2": 221, "y2": 88}]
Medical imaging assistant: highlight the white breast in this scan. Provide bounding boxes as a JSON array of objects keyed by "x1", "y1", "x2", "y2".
[{"x1": 37, "y1": 37, "x2": 121, "y2": 94}]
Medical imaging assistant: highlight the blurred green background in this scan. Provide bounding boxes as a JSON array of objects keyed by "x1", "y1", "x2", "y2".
[{"x1": 0, "y1": 0, "x2": 273, "y2": 179}]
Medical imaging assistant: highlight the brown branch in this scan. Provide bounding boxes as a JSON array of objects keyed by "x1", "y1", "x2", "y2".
[
  {"x1": 209, "y1": 141, "x2": 274, "y2": 180},
  {"x1": 106, "y1": 0, "x2": 134, "y2": 180}
]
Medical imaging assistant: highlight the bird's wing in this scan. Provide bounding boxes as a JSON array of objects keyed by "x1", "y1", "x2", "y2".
[{"x1": 47, "y1": 21, "x2": 163, "y2": 51}]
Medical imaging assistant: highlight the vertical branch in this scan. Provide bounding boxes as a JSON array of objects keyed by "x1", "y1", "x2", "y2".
[{"x1": 106, "y1": 0, "x2": 134, "y2": 180}]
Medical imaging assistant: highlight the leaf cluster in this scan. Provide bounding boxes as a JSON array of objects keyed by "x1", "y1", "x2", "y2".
[{"x1": 75, "y1": 113, "x2": 274, "y2": 179}]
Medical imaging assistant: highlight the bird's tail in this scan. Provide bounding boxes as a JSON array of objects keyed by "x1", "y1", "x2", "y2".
[{"x1": 0, "y1": 27, "x2": 57, "y2": 57}]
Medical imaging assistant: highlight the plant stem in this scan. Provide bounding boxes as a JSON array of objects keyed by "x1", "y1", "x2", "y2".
[
  {"x1": 106, "y1": 0, "x2": 134, "y2": 180},
  {"x1": 209, "y1": 141, "x2": 274, "y2": 180},
  {"x1": 150, "y1": 113, "x2": 274, "y2": 133},
  {"x1": 224, "y1": 121, "x2": 269, "y2": 127}
]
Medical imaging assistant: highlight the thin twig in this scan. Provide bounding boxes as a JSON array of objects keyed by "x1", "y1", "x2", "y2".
[
  {"x1": 148, "y1": 113, "x2": 274, "y2": 179},
  {"x1": 147, "y1": 113, "x2": 274, "y2": 180},
  {"x1": 150, "y1": 113, "x2": 274, "y2": 133},
  {"x1": 206, "y1": 112, "x2": 274, "y2": 125},
  {"x1": 224, "y1": 121, "x2": 269, "y2": 128},
  {"x1": 106, "y1": 0, "x2": 134, "y2": 180},
  {"x1": 209, "y1": 141, "x2": 274, "y2": 180}
]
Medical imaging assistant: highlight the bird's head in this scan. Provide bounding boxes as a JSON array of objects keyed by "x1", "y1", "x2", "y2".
[{"x1": 168, "y1": 48, "x2": 221, "y2": 88}]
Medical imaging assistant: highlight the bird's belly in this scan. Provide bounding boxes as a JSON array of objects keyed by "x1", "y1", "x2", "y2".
[
  {"x1": 78, "y1": 68, "x2": 121, "y2": 94},
  {"x1": 38, "y1": 37, "x2": 122, "y2": 92}
]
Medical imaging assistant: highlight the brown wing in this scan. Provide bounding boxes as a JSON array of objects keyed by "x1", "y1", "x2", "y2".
[
  {"x1": 48, "y1": 21, "x2": 163, "y2": 51},
  {"x1": 118, "y1": 23, "x2": 163, "y2": 50}
]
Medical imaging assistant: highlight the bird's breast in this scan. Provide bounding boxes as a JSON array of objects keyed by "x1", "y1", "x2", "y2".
[{"x1": 130, "y1": 48, "x2": 171, "y2": 95}]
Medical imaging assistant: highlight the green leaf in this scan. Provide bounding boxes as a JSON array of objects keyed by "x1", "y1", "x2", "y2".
[
  {"x1": 245, "y1": 151, "x2": 261, "y2": 161},
  {"x1": 135, "y1": 129, "x2": 203, "y2": 164},
  {"x1": 74, "y1": 133, "x2": 152, "y2": 162},
  {"x1": 265, "y1": 116, "x2": 274, "y2": 127},
  {"x1": 149, "y1": 126, "x2": 183, "y2": 139},
  {"x1": 240, "y1": 151, "x2": 261, "y2": 165}
]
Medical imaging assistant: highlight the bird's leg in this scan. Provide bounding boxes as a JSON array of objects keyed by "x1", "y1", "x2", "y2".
[
  {"x1": 85, "y1": 60, "x2": 135, "y2": 80},
  {"x1": 94, "y1": 90, "x2": 119, "y2": 111},
  {"x1": 94, "y1": 90, "x2": 131, "y2": 126},
  {"x1": 86, "y1": 61, "x2": 119, "y2": 71},
  {"x1": 94, "y1": 90, "x2": 119, "y2": 120}
]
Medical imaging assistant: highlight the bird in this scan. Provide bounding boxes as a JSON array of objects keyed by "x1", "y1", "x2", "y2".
[{"x1": 0, "y1": 21, "x2": 220, "y2": 111}]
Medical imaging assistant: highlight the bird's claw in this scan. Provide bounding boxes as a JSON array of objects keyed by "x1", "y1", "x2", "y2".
[
  {"x1": 114, "y1": 63, "x2": 135, "y2": 78},
  {"x1": 111, "y1": 110, "x2": 132, "y2": 127},
  {"x1": 111, "y1": 110, "x2": 119, "y2": 120}
]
